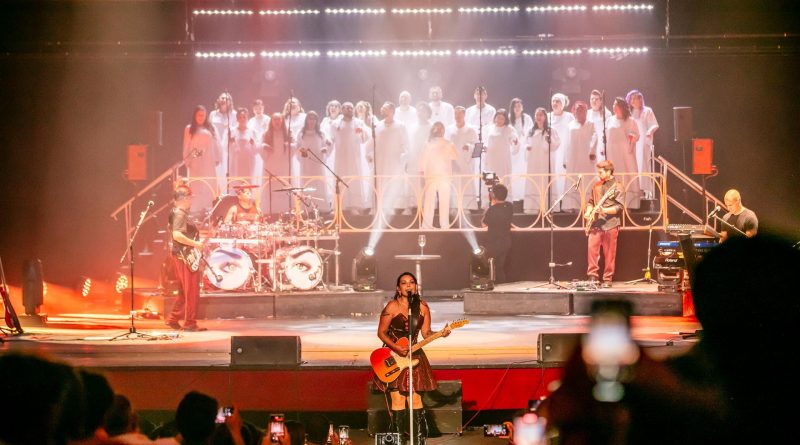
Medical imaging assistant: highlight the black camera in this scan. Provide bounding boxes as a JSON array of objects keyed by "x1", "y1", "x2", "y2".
[
  {"x1": 375, "y1": 432, "x2": 401, "y2": 445},
  {"x1": 482, "y1": 171, "x2": 500, "y2": 187}
]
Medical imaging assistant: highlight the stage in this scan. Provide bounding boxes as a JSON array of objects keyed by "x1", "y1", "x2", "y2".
[{"x1": 1, "y1": 282, "x2": 700, "y2": 438}]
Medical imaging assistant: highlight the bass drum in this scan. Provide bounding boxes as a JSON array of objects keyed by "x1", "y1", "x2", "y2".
[
  {"x1": 278, "y1": 245, "x2": 323, "y2": 291},
  {"x1": 204, "y1": 247, "x2": 253, "y2": 291}
]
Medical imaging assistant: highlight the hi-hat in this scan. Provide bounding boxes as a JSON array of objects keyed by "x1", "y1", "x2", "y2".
[{"x1": 276, "y1": 187, "x2": 316, "y2": 192}]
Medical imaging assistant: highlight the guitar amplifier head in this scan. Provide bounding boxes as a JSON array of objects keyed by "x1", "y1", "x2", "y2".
[{"x1": 537, "y1": 333, "x2": 583, "y2": 363}]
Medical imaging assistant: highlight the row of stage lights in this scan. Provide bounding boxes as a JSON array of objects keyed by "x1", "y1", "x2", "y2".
[
  {"x1": 193, "y1": 4, "x2": 654, "y2": 16},
  {"x1": 194, "y1": 47, "x2": 647, "y2": 59}
]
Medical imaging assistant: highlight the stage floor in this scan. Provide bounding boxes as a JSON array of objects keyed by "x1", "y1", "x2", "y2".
[{"x1": 2, "y1": 281, "x2": 700, "y2": 369}]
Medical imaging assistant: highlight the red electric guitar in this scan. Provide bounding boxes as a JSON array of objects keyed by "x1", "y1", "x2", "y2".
[
  {"x1": 0, "y1": 257, "x2": 24, "y2": 335},
  {"x1": 371, "y1": 318, "x2": 469, "y2": 383}
]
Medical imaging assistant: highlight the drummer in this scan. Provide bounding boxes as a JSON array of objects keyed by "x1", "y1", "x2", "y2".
[{"x1": 224, "y1": 185, "x2": 262, "y2": 224}]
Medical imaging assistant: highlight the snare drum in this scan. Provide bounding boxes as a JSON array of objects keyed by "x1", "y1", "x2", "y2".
[
  {"x1": 276, "y1": 245, "x2": 323, "y2": 291},
  {"x1": 204, "y1": 247, "x2": 253, "y2": 291}
]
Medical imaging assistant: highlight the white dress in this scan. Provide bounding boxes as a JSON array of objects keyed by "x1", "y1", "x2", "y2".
[
  {"x1": 331, "y1": 117, "x2": 371, "y2": 210},
  {"x1": 547, "y1": 111, "x2": 575, "y2": 208},
  {"x1": 605, "y1": 116, "x2": 641, "y2": 209},
  {"x1": 588, "y1": 107, "x2": 612, "y2": 160},
  {"x1": 374, "y1": 120, "x2": 409, "y2": 211},
  {"x1": 247, "y1": 114, "x2": 270, "y2": 186},
  {"x1": 446, "y1": 124, "x2": 479, "y2": 210},
  {"x1": 183, "y1": 126, "x2": 219, "y2": 214},
  {"x1": 407, "y1": 120, "x2": 433, "y2": 207},
  {"x1": 483, "y1": 124, "x2": 518, "y2": 205},
  {"x1": 429, "y1": 101, "x2": 455, "y2": 127},
  {"x1": 525, "y1": 128, "x2": 560, "y2": 214},
  {"x1": 419, "y1": 137, "x2": 458, "y2": 229},
  {"x1": 631, "y1": 106, "x2": 659, "y2": 197},
  {"x1": 510, "y1": 114, "x2": 533, "y2": 202},
  {"x1": 230, "y1": 126, "x2": 258, "y2": 181},
  {"x1": 262, "y1": 130, "x2": 292, "y2": 214},
  {"x1": 286, "y1": 112, "x2": 307, "y2": 187},
  {"x1": 209, "y1": 109, "x2": 236, "y2": 190},
  {"x1": 295, "y1": 130, "x2": 330, "y2": 212},
  {"x1": 562, "y1": 120, "x2": 598, "y2": 210}
]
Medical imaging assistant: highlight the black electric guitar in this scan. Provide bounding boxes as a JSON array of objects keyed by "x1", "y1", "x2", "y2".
[
  {"x1": 0, "y1": 257, "x2": 24, "y2": 335},
  {"x1": 585, "y1": 184, "x2": 618, "y2": 235}
]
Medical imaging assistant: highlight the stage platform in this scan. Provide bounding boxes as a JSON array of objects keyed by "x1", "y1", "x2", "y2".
[{"x1": 1, "y1": 284, "x2": 700, "y2": 441}]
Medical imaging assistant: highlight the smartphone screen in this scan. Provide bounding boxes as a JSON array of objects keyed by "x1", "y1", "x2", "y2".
[
  {"x1": 215, "y1": 406, "x2": 232, "y2": 424},
  {"x1": 583, "y1": 300, "x2": 639, "y2": 367},
  {"x1": 483, "y1": 424, "x2": 509, "y2": 437},
  {"x1": 269, "y1": 414, "x2": 285, "y2": 443}
]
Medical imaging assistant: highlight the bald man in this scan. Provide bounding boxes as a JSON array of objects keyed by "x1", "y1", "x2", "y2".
[{"x1": 720, "y1": 189, "x2": 758, "y2": 242}]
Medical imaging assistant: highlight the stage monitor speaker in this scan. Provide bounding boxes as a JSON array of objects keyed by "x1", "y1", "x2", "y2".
[
  {"x1": 673, "y1": 107, "x2": 693, "y2": 142},
  {"x1": 537, "y1": 333, "x2": 583, "y2": 363},
  {"x1": 147, "y1": 110, "x2": 164, "y2": 147},
  {"x1": 692, "y1": 138, "x2": 714, "y2": 175},
  {"x1": 230, "y1": 336, "x2": 301, "y2": 366},
  {"x1": 127, "y1": 144, "x2": 148, "y2": 181}
]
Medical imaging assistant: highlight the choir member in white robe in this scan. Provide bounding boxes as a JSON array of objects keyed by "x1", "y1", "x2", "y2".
[
  {"x1": 548, "y1": 93, "x2": 575, "y2": 211},
  {"x1": 509, "y1": 98, "x2": 533, "y2": 203},
  {"x1": 482, "y1": 109, "x2": 518, "y2": 207},
  {"x1": 407, "y1": 102, "x2": 433, "y2": 210},
  {"x1": 183, "y1": 105, "x2": 220, "y2": 214},
  {"x1": 331, "y1": 102, "x2": 371, "y2": 212},
  {"x1": 262, "y1": 114, "x2": 293, "y2": 215},
  {"x1": 230, "y1": 108, "x2": 258, "y2": 184},
  {"x1": 588, "y1": 89, "x2": 612, "y2": 161},
  {"x1": 295, "y1": 111, "x2": 331, "y2": 213},
  {"x1": 428, "y1": 86, "x2": 455, "y2": 127},
  {"x1": 465, "y1": 86, "x2": 496, "y2": 131},
  {"x1": 524, "y1": 108, "x2": 560, "y2": 214},
  {"x1": 282, "y1": 98, "x2": 306, "y2": 188},
  {"x1": 395, "y1": 91, "x2": 418, "y2": 129},
  {"x1": 626, "y1": 89, "x2": 660, "y2": 198},
  {"x1": 419, "y1": 122, "x2": 458, "y2": 229},
  {"x1": 356, "y1": 101, "x2": 379, "y2": 210},
  {"x1": 605, "y1": 97, "x2": 641, "y2": 209},
  {"x1": 446, "y1": 106, "x2": 479, "y2": 211},
  {"x1": 209, "y1": 92, "x2": 236, "y2": 191},
  {"x1": 320, "y1": 100, "x2": 342, "y2": 205},
  {"x1": 370, "y1": 102, "x2": 410, "y2": 214},
  {"x1": 247, "y1": 99, "x2": 270, "y2": 186},
  {"x1": 562, "y1": 101, "x2": 598, "y2": 211}
]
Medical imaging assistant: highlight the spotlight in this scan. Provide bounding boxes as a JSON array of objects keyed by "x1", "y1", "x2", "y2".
[
  {"x1": 114, "y1": 273, "x2": 129, "y2": 294},
  {"x1": 78, "y1": 276, "x2": 92, "y2": 298},
  {"x1": 353, "y1": 247, "x2": 377, "y2": 292},
  {"x1": 469, "y1": 246, "x2": 495, "y2": 290}
]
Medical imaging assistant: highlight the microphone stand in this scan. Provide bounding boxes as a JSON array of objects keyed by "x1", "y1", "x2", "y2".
[
  {"x1": 625, "y1": 223, "x2": 658, "y2": 284},
  {"x1": 475, "y1": 86, "x2": 485, "y2": 212},
  {"x1": 407, "y1": 289, "x2": 416, "y2": 445},
  {"x1": 370, "y1": 85, "x2": 378, "y2": 213},
  {"x1": 111, "y1": 201, "x2": 158, "y2": 341},
  {"x1": 224, "y1": 91, "x2": 233, "y2": 194},
  {"x1": 601, "y1": 90, "x2": 608, "y2": 160},
  {"x1": 531, "y1": 177, "x2": 580, "y2": 289},
  {"x1": 304, "y1": 147, "x2": 347, "y2": 287},
  {"x1": 265, "y1": 167, "x2": 300, "y2": 291}
]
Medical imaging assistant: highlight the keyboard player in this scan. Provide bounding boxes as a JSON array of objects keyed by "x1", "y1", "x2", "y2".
[{"x1": 717, "y1": 189, "x2": 758, "y2": 242}]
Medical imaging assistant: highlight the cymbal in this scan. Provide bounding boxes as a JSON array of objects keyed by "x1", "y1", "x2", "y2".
[
  {"x1": 275, "y1": 187, "x2": 316, "y2": 192},
  {"x1": 232, "y1": 184, "x2": 260, "y2": 189}
]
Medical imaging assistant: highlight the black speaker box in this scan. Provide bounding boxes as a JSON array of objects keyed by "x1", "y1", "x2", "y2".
[
  {"x1": 537, "y1": 333, "x2": 583, "y2": 363},
  {"x1": 673, "y1": 106, "x2": 693, "y2": 142},
  {"x1": 230, "y1": 336, "x2": 301, "y2": 366},
  {"x1": 367, "y1": 380, "x2": 462, "y2": 435}
]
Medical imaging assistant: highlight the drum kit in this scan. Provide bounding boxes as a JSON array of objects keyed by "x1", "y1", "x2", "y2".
[{"x1": 201, "y1": 187, "x2": 338, "y2": 293}]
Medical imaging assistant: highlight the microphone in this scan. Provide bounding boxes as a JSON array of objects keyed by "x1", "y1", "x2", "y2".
[
  {"x1": 708, "y1": 205, "x2": 721, "y2": 219},
  {"x1": 407, "y1": 289, "x2": 413, "y2": 299},
  {"x1": 577, "y1": 174, "x2": 583, "y2": 185},
  {"x1": 147, "y1": 200, "x2": 155, "y2": 208}
]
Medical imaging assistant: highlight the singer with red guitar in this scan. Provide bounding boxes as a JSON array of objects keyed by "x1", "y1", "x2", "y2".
[
  {"x1": 165, "y1": 184, "x2": 207, "y2": 332},
  {"x1": 375, "y1": 271, "x2": 450, "y2": 445}
]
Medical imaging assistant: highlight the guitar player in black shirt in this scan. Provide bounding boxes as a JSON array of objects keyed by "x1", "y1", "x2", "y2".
[{"x1": 166, "y1": 184, "x2": 207, "y2": 331}]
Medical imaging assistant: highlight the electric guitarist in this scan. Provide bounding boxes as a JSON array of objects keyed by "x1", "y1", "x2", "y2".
[
  {"x1": 374, "y1": 271, "x2": 450, "y2": 444},
  {"x1": 165, "y1": 185, "x2": 206, "y2": 331},
  {"x1": 584, "y1": 160, "x2": 623, "y2": 288}
]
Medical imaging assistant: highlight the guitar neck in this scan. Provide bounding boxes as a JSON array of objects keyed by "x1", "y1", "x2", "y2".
[{"x1": 410, "y1": 329, "x2": 446, "y2": 353}]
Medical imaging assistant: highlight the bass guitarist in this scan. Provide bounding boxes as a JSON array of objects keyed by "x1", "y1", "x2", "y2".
[
  {"x1": 375, "y1": 271, "x2": 450, "y2": 445},
  {"x1": 166, "y1": 184, "x2": 206, "y2": 331},
  {"x1": 584, "y1": 160, "x2": 623, "y2": 288}
]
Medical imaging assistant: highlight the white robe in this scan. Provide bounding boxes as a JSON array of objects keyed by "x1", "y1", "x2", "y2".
[
  {"x1": 525, "y1": 128, "x2": 560, "y2": 213},
  {"x1": 588, "y1": 107, "x2": 612, "y2": 160},
  {"x1": 209, "y1": 109, "x2": 236, "y2": 190},
  {"x1": 510, "y1": 114, "x2": 533, "y2": 201},
  {"x1": 331, "y1": 117, "x2": 371, "y2": 209},
  {"x1": 183, "y1": 126, "x2": 219, "y2": 213},
  {"x1": 429, "y1": 101, "x2": 455, "y2": 127},
  {"x1": 547, "y1": 111, "x2": 575, "y2": 207},
  {"x1": 230, "y1": 126, "x2": 258, "y2": 181},
  {"x1": 446, "y1": 124, "x2": 479, "y2": 210},
  {"x1": 605, "y1": 117, "x2": 641, "y2": 208},
  {"x1": 374, "y1": 120, "x2": 409, "y2": 211},
  {"x1": 262, "y1": 130, "x2": 292, "y2": 214},
  {"x1": 465, "y1": 103, "x2": 496, "y2": 130},
  {"x1": 631, "y1": 106, "x2": 659, "y2": 197},
  {"x1": 563, "y1": 120, "x2": 598, "y2": 210},
  {"x1": 407, "y1": 121, "x2": 433, "y2": 207},
  {"x1": 295, "y1": 130, "x2": 330, "y2": 212},
  {"x1": 482, "y1": 124, "x2": 518, "y2": 204},
  {"x1": 247, "y1": 114, "x2": 270, "y2": 185},
  {"x1": 286, "y1": 112, "x2": 307, "y2": 186}
]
